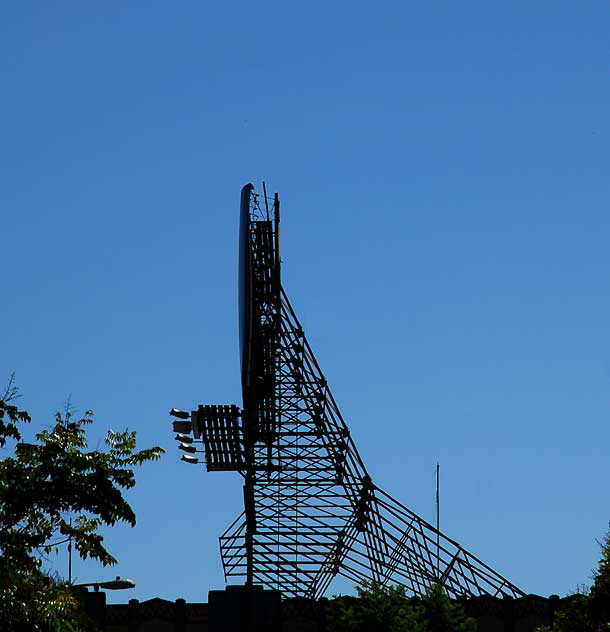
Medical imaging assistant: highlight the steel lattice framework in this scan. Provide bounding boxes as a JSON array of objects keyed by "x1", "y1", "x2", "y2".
[{"x1": 172, "y1": 184, "x2": 524, "y2": 601}]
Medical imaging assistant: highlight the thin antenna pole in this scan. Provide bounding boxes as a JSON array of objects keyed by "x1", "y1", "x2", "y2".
[
  {"x1": 436, "y1": 463, "x2": 440, "y2": 579},
  {"x1": 262, "y1": 181, "x2": 270, "y2": 221},
  {"x1": 68, "y1": 518, "x2": 72, "y2": 584}
]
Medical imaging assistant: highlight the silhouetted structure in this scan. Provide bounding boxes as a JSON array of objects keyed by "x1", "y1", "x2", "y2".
[
  {"x1": 96, "y1": 592, "x2": 566, "y2": 631},
  {"x1": 171, "y1": 184, "x2": 524, "y2": 600}
]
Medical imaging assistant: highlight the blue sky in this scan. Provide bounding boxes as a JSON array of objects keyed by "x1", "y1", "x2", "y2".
[{"x1": 2, "y1": 1, "x2": 609, "y2": 603}]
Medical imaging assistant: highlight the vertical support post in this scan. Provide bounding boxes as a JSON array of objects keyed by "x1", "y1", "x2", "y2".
[
  {"x1": 68, "y1": 517, "x2": 72, "y2": 584},
  {"x1": 274, "y1": 193, "x2": 280, "y2": 277},
  {"x1": 262, "y1": 181, "x2": 270, "y2": 221},
  {"x1": 436, "y1": 463, "x2": 440, "y2": 578},
  {"x1": 244, "y1": 469, "x2": 255, "y2": 587},
  {"x1": 243, "y1": 388, "x2": 256, "y2": 586}
]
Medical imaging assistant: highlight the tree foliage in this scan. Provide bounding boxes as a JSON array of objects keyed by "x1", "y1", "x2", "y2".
[
  {"x1": 589, "y1": 528, "x2": 610, "y2": 627},
  {"x1": 420, "y1": 584, "x2": 476, "y2": 632},
  {"x1": 0, "y1": 567, "x2": 89, "y2": 632},
  {"x1": 330, "y1": 581, "x2": 476, "y2": 632},
  {"x1": 0, "y1": 381, "x2": 164, "y2": 630},
  {"x1": 537, "y1": 527, "x2": 610, "y2": 632}
]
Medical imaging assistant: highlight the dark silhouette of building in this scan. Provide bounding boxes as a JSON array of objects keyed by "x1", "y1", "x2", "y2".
[{"x1": 83, "y1": 589, "x2": 567, "y2": 631}]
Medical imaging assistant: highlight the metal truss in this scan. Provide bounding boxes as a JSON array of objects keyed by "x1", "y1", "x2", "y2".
[{"x1": 178, "y1": 185, "x2": 524, "y2": 601}]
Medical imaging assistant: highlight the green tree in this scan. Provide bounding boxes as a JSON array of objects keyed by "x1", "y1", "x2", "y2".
[
  {"x1": 0, "y1": 567, "x2": 91, "y2": 632},
  {"x1": 420, "y1": 584, "x2": 475, "y2": 632},
  {"x1": 0, "y1": 380, "x2": 164, "y2": 630},
  {"x1": 537, "y1": 527, "x2": 610, "y2": 632},
  {"x1": 330, "y1": 581, "x2": 475, "y2": 632},
  {"x1": 589, "y1": 528, "x2": 610, "y2": 627},
  {"x1": 331, "y1": 581, "x2": 426, "y2": 632}
]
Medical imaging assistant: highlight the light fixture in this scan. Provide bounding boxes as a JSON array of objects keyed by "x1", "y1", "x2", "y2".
[
  {"x1": 181, "y1": 454, "x2": 199, "y2": 464},
  {"x1": 169, "y1": 408, "x2": 190, "y2": 420},
  {"x1": 178, "y1": 443, "x2": 197, "y2": 454},
  {"x1": 172, "y1": 421, "x2": 192, "y2": 434},
  {"x1": 100, "y1": 577, "x2": 136, "y2": 590},
  {"x1": 72, "y1": 576, "x2": 136, "y2": 592}
]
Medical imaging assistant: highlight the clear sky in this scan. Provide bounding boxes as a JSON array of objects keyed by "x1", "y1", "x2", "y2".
[{"x1": 2, "y1": 1, "x2": 609, "y2": 604}]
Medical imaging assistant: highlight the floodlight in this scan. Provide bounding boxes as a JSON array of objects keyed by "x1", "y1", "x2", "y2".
[
  {"x1": 170, "y1": 408, "x2": 190, "y2": 419},
  {"x1": 172, "y1": 421, "x2": 192, "y2": 434},
  {"x1": 178, "y1": 442, "x2": 197, "y2": 454},
  {"x1": 175, "y1": 433, "x2": 193, "y2": 443},
  {"x1": 181, "y1": 454, "x2": 199, "y2": 464},
  {"x1": 72, "y1": 576, "x2": 135, "y2": 592},
  {"x1": 99, "y1": 577, "x2": 136, "y2": 590}
]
